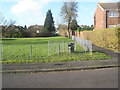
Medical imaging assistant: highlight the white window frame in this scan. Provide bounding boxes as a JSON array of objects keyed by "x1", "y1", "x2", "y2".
[
  {"x1": 109, "y1": 11, "x2": 119, "y2": 17},
  {"x1": 108, "y1": 25, "x2": 116, "y2": 28}
]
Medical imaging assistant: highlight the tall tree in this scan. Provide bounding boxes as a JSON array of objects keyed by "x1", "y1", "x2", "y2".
[
  {"x1": 44, "y1": 9, "x2": 55, "y2": 36},
  {"x1": 70, "y1": 19, "x2": 78, "y2": 35},
  {"x1": 24, "y1": 25, "x2": 27, "y2": 30},
  {"x1": 60, "y1": 0, "x2": 78, "y2": 38}
]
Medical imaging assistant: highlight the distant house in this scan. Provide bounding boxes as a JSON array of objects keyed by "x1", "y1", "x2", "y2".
[
  {"x1": 94, "y1": 3, "x2": 120, "y2": 30},
  {"x1": 57, "y1": 25, "x2": 68, "y2": 37}
]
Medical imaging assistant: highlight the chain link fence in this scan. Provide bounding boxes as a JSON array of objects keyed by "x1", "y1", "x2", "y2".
[
  {"x1": 48, "y1": 41, "x2": 75, "y2": 56},
  {"x1": 2, "y1": 44, "x2": 48, "y2": 60},
  {"x1": 2, "y1": 37, "x2": 92, "y2": 61}
]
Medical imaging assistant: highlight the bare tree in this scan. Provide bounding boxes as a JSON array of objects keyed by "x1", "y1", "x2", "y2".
[
  {"x1": 0, "y1": 12, "x2": 5, "y2": 25},
  {"x1": 7, "y1": 19, "x2": 16, "y2": 26},
  {"x1": 60, "y1": 0, "x2": 78, "y2": 38},
  {"x1": 0, "y1": 12, "x2": 16, "y2": 26}
]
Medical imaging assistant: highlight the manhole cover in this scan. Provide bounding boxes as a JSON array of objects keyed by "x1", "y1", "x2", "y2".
[{"x1": 54, "y1": 63, "x2": 63, "y2": 65}]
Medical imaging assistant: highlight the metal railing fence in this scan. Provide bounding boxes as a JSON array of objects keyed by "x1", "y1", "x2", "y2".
[{"x1": 72, "y1": 36, "x2": 92, "y2": 53}]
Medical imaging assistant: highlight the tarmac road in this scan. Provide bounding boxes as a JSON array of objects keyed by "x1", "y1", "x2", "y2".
[{"x1": 2, "y1": 68, "x2": 118, "y2": 88}]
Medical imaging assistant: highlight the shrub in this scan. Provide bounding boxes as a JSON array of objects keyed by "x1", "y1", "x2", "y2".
[
  {"x1": 40, "y1": 28, "x2": 53, "y2": 37},
  {"x1": 80, "y1": 27, "x2": 120, "y2": 52}
]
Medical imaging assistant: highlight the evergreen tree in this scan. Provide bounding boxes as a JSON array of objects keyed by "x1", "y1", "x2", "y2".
[
  {"x1": 44, "y1": 10, "x2": 55, "y2": 36},
  {"x1": 70, "y1": 19, "x2": 78, "y2": 35},
  {"x1": 70, "y1": 19, "x2": 78, "y2": 30},
  {"x1": 24, "y1": 25, "x2": 27, "y2": 30}
]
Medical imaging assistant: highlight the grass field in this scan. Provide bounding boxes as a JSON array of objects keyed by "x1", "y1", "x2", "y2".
[{"x1": 1, "y1": 37, "x2": 111, "y2": 64}]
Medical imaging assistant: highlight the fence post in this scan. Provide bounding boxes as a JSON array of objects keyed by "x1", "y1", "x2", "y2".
[
  {"x1": 58, "y1": 44, "x2": 60, "y2": 58},
  {"x1": 0, "y1": 44, "x2": 2, "y2": 61},
  {"x1": 63, "y1": 41, "x2": 65, "y2": 52},
  {"x1": 30, "y1": 45, "x2": 32, "y2": 59},
  {"x1": 48, "y1": 41, "x2": 50, "y2": 55},
  {"x1": 75, "y1": 42, "x2": 76, "y2": 51}
]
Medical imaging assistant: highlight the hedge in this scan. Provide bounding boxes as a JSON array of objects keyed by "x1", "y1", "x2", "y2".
[{"x1": 81, "y1": 27, "x2": 120, "y2": 52}]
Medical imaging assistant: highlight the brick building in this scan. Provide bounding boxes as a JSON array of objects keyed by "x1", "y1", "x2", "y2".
[{"x1": 94, "y1": 3, "x2": 120, "y2": 30}]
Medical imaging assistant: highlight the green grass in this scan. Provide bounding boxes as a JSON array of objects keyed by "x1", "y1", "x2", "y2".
[
  {"x1": 1, "y1": 37, "x2": 112, "y2": 64},
  {"x1": 1, "y1": 37, "x2": 71, "y2": 45}
]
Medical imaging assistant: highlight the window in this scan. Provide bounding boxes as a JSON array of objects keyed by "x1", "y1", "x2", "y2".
[
  {"x1": 108, "y1": 25, "x2": 116, "y2": 28},
  {"x1": 109, "y1": 11, "x2": 119, "y2": 17}
]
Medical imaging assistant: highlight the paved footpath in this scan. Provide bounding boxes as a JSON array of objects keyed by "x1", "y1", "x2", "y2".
[{"x1": 2, "y1": 45, "x2": 119, "y2": 73}]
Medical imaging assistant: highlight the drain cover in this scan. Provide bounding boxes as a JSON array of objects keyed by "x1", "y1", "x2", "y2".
[{"x1": 54, "y1": 63, "x2": 63, "y2": 65}]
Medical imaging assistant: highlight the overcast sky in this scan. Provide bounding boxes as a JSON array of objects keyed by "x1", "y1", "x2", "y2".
[{"x1": 0, "y1": 0, "x2": 119, "y2": 27}]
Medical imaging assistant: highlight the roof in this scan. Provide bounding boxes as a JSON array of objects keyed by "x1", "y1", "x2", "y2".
[{"x1": 99, "y1": 3, "x2": 120, "y2": 10}]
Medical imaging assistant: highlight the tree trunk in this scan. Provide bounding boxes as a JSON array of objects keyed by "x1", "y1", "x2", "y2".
[
  {"x1": 67, "y1": 18, "x2": 71, "y2": 39},
  {"x1": 72, "y1": 30, "x2": 75, "y2": 36},
  {"x1": 67, "y1": 29, "x2": 70, "y2": 39}
]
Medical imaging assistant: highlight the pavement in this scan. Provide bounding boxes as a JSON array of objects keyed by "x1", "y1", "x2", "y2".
[{"x1": 2, "y1": 44, "x2": 119, "y2": 73}]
